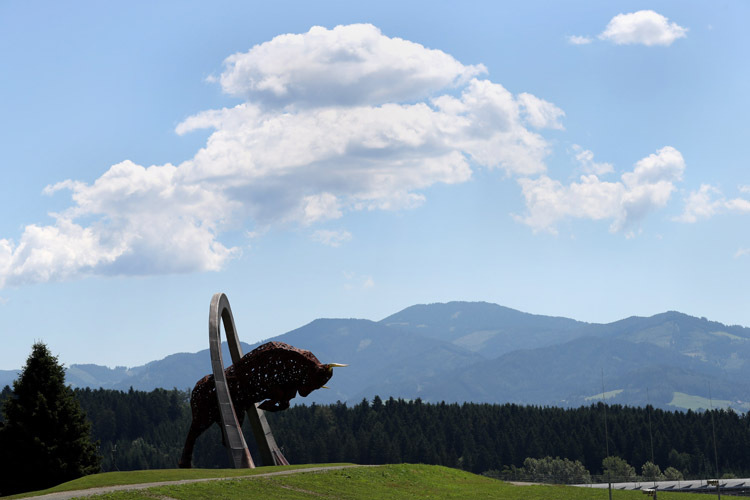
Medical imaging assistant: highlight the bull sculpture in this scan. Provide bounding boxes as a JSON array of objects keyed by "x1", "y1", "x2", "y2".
[{"x1": 179, "y1": 341, "x2": 346, "y2": 468}]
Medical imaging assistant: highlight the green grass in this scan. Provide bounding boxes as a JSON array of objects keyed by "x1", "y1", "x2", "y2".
[
  {"x1": 0, "y1": 463, "x2": 350, "y2": 499},
  {"x1": 9, "y1": 464, "x2": 745, "y2": 500},
  {"x1": 668, "y1": 391, "x2": 734, "y2": 411},
  {"x1": 149, "y1": 465, "x2": 750, "y2": 500},
  {"x1": 708, "y1": 330, "x2": 746, "y2": 342},
  {"x1": 584, "y1": 389, "x2": 623, "y2": 401}
]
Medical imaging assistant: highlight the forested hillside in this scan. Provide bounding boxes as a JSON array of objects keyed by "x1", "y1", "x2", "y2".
[{"x1": 7, "y1": 387, "x2": 745, "y2": 479}]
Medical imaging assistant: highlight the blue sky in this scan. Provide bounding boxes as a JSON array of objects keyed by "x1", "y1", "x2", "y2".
[{"x1": 1, "y1": 1, "x2": 748, "y2": 370}]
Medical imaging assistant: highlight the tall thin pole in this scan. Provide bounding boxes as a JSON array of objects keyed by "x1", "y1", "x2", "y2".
[
  {"x1": 647, "y1": 388, "x2": 655, "y2": 478},
  {"x1": 709, "y1": 383, "x2": 721, "y2": 500},
  {"x1": 602, "y1": 370, "x2": 610, "y2": 458},
  {"x1": 602, "y1": 369, "x2": 612, "y2": 500}
]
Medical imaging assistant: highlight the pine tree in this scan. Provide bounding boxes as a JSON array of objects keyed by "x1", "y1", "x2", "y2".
[
  {"x1": 0, "y1": 385, "x2": 12, "y2": 422},
  {"x1": 0, "y1": 342, "x2": 101, "y2": 495}
]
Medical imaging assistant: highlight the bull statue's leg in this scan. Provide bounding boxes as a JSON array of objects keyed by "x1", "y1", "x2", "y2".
[
  {"x1": 179, "y1": 375, "x2": 218, "y2": 468},
  {"x1": 179, "y1": 420, "x2": 205, "y2": 468}
]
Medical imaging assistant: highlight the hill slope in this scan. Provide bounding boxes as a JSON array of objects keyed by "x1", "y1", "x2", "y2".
[{"x1": 3, "y1": 464, "x2": 720, "y2": 500}]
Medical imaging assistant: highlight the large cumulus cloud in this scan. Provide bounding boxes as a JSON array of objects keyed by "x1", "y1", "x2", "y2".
[{"x1": 0, "y1": 24, "x2": 563, "y2": 287}]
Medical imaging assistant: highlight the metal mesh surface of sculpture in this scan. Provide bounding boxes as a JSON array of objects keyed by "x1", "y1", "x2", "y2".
[{"x1": 179, "y1": 340, "x2": 345, "y2": 468}]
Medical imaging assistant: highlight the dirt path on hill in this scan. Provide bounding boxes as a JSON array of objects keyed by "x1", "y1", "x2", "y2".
[{"x1": 21, "y1": 465, "x2": 369, "y2": 500}]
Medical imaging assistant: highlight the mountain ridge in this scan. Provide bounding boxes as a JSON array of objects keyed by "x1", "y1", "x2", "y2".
[{"x1": 2, "y1": 302, "x2": 748, "y2": 411}]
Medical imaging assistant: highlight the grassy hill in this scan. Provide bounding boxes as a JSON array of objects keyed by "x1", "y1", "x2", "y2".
[{"x1": 4, "y1": 464, "x2": 749, "y2": 500}]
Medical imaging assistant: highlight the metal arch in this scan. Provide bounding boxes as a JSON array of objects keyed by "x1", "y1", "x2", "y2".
[
  {"x1": 209, "y1": 293, "x2": 254, "y2": 468},
  {"x1": 209, "y1": 293, "x2": 289, "y2": 468}
]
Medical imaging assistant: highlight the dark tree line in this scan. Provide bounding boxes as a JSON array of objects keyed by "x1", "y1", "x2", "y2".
[
  {"x1": 3, "y1": 384, "x2": 749, "y2": 479},
  {"x1": 73, "y1": 387, "x2": 234, "y2": 470},
  {"x1": 23, "y1": 388, "x2": 748, "y2": 478},
  {"x1": 266, "y1": 397, "x2": 749, "y2": 478}
]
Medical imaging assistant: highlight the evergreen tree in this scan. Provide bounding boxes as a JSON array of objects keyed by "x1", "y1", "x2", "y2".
[
  {"x1": 641, "y1": 461, "x2": 665, "y2": 481},
  {"x1": 0, "y1": 385, "x2": 12, "y2": 422},
  {"x1": 0, "y1": 343, "x2": 101, "y2": 495},
  {"x1": 663, "y1": 466, "x2": 684, "y2": 480},
  {"x1": 602, "y1": 456, "x2": 636, "y2": 482}
]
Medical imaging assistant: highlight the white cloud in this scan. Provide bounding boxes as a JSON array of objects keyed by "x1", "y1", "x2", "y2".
[
  {"x1": 599, "y1": 10, "x2": 687, "y2": 46},
  {"x1": 311, "y1": 229, "x2": 352, "y2": 247},
  {"x1": 675, "y1": 184, "x2": 723, "y2": 223},
  {"x1": 217, "y1": 24, "x2": 486, "y2": 108},
  {"x1": 1, "y1": 24, "x2": 562, "y2": 287},
  {"x1": 726, "y1": 198, "x2": 750, "y2": 212},
  {"x1": 177, "y1": 77, "x2": 554, "y2": 226},
  {"x1": 572, "y1": 145, "x2": 614, "y2": 176},
  {"x1": 624, "y1": 146, "x2": 685, "y2": 185},
  {"x1": 302, "y1": 193, "x2": 343, "y2": 225},
  {"x1": 677, "y1": 184, "x2": 750, "y2": 223},
  {"x1": 567, "y1": 35, "x2": 592, "y2": 45},
  {"x1": 517, "y1": 146, "x2": 685, "y2": 233},
  {"x1": 0, "y1": 160, "x2": 239, "y2": 288},
  {"x1": 518, "y1": 93, "x2": 565, "y2": 130},
  {"x1": 736, "y1": 248, "x2": 750, "y2": 259},
  {"x1": 739, "y1": 185, "x2": 750, "y2": 194},
  {"x1": 516, "y1": 175, "x2": 624, "y2": 234},
  {"x1": 0, "y1": 217, "x2": 121, "y2": 288}
]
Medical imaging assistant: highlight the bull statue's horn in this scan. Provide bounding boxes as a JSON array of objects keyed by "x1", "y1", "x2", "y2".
[
  {"x1": 326, "y1": 363, "x2": 348, "y2": 368},
  {"x1": 321, "y1": 385, "x2": 330, "y2": 389}
]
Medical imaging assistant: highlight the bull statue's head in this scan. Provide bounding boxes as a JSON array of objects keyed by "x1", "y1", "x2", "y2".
[{"x1": 299, "y1": 362, "x2": 348, "y2": 396}]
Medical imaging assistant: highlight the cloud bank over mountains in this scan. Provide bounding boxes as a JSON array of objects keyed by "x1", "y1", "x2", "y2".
[{"x1": 0, "y1": 22, "x2": 714, "y2": 288}]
